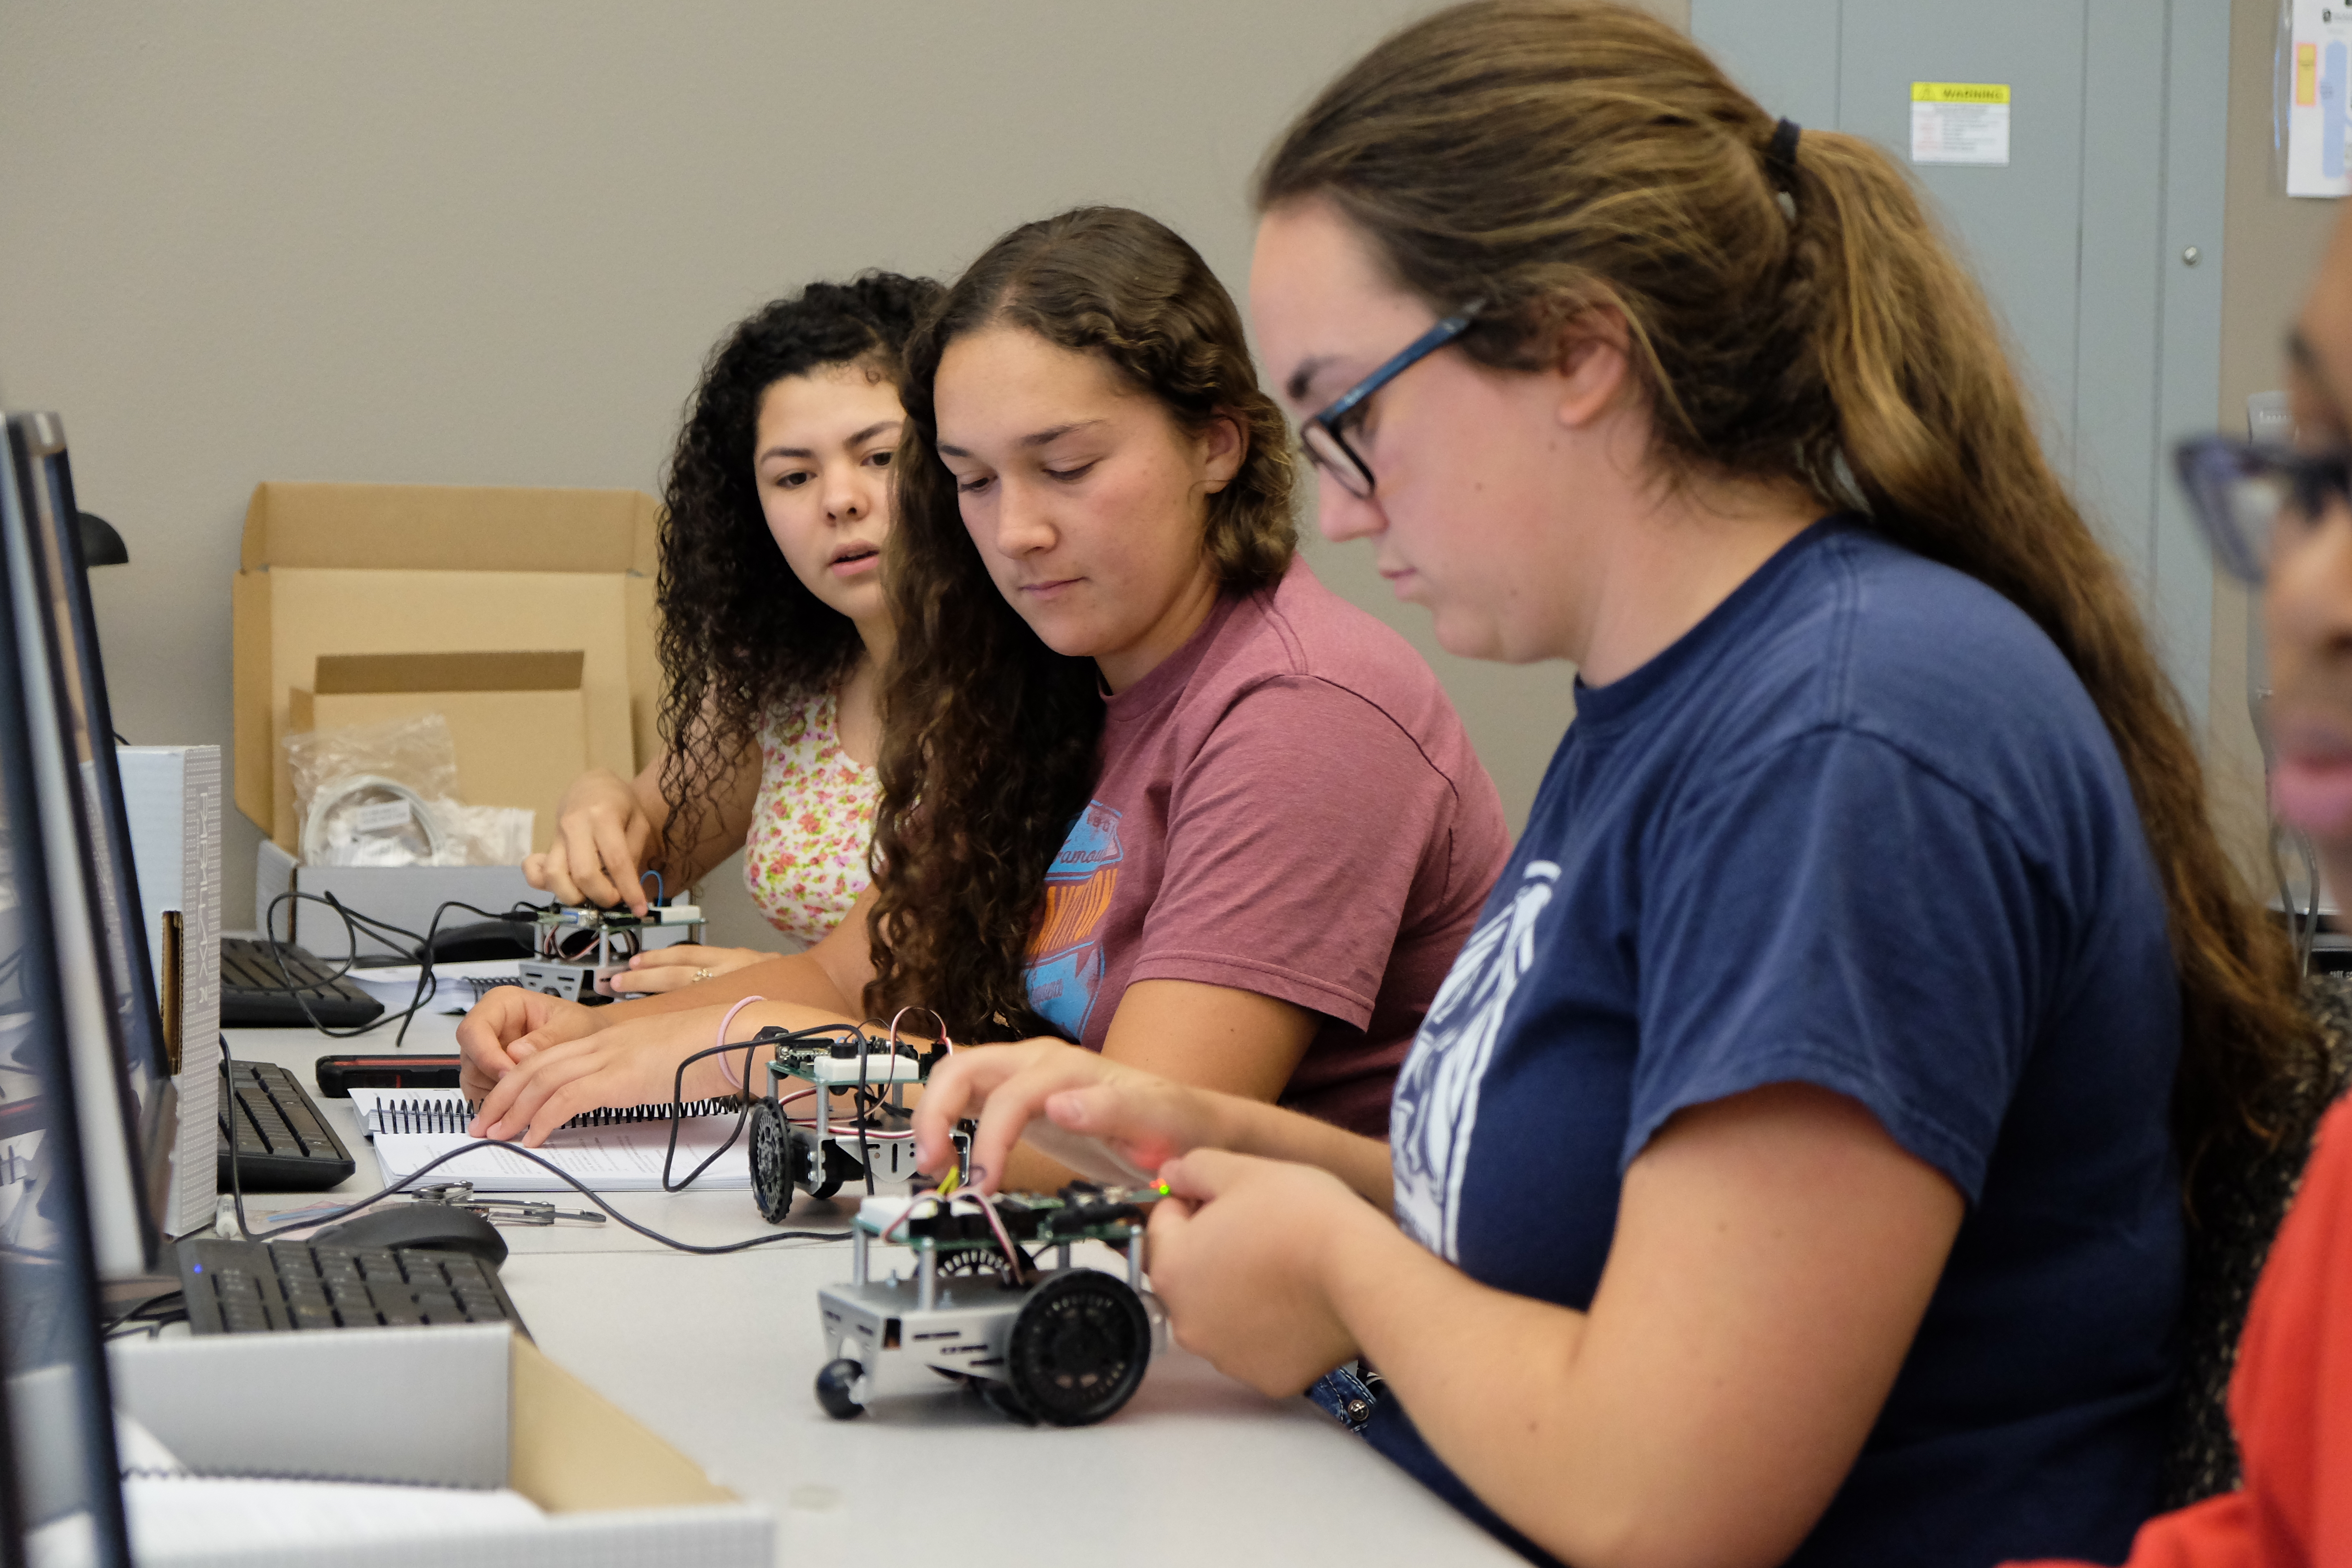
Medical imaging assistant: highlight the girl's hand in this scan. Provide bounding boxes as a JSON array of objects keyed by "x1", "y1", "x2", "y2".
[
  {"x1": 455, "y1": 986, "x2": 603, "y2": 1101},
  {"x1": 911, "y1": 1040, "x2": 1236, "y2": 1193},
  {"x1": 1147, "y1": 1149, "x2": 1373, "y2": 1396},
  {"x1": 527, "y1": 768, "x2": 660, "y2": 913},
  {"x1": 610, "y1": 943, "x2": 777, "y2": 995},
  {"x1": 465, "y1": 1004, "x2": 743, "y2": 1144}
]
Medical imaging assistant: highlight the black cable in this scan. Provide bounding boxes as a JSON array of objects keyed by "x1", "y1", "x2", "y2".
[
  {"x1": 98, "y1": 1287, "x2": 184, "y2": 1338},
  {"x1": 220, "y1": 1032, "x2": 847, "y2": 1257},
  {"x1": 857, "y1": 1026, "x2": 876, "y2": 1197},
  {"x1": 656, "y1": 1022, "x2": 872, "y2": 1194},
  {"x1": 260, "y1": 893, "x2": 554, "y2": 1048}
]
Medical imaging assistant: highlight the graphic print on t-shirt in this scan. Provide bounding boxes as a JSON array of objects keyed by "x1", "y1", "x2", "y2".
[
  {"x1": 1025, "y1": 802, "x2": 1124, "y2": 1040},
  {"x1": 1390, "y1": 860, "x2": 1558, "y2": 1262}
]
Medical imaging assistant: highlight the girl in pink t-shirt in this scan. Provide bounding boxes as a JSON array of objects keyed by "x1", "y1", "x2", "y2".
[{"x1": 460, "y1": 208, "x2": 1506, "y2": 1176}]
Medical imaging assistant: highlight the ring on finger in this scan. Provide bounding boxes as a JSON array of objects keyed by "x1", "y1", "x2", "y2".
[{"x1": 693, "y1": 968, "x2": 714, "y2": 984}]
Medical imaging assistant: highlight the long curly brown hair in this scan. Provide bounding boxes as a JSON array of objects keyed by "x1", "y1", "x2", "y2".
[
  {"x1": 653, "y1": 273, "x2": 942, "y2": 874},
  {"x1": 863, "y1": 208, "x2": 1298, "y2": 1036},
  {"x1": 1257, "y1": 0, "x2": 2319, "y2": 1189}
]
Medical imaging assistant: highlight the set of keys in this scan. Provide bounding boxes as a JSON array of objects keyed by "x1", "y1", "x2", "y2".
[{"x1": 410, "y1": 1181, "x2": 607, "y2": 1227}]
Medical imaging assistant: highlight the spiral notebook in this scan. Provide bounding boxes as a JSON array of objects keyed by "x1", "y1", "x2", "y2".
[{"x1": 345, "y1": 1088, "x2": 751, "y2": 1193}]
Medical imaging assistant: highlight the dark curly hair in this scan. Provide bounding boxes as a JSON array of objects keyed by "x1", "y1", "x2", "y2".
[
  {"x1": 653, "y1": 272, "x2": 943, "y2": 875},
  {"x1": 864, "y1": 207, "x2": 1298, "y2": 1036}
]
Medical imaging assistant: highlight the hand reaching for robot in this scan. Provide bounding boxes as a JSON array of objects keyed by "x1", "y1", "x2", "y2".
[
  {"x1": 455, "y1": 985, "x2": 605, "y2": 1101},
  {"x1": 466, "y1": 1004, "x2": 739, "y2": 1144},
  {"x1": 1147, "y1": 1148, "x2": 1372, "y2": 1397},
  {"x1": 912, "y1": 1040, "x2": 1240, "y2": 1194}
]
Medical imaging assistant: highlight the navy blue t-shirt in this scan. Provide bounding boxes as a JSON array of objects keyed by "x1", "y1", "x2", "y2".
[{"x1": 1373, "y1": 521, "x2": 2182, "y2": 1566}]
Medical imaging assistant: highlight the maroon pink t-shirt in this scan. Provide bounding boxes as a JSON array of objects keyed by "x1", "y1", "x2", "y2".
[{"x1": 1022, "y1": 557, "x2": 1508, "y2": 1137}]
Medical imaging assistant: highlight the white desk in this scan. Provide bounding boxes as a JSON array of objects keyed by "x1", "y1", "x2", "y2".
[{"x1": 220, "y1": 1017, "x2": 1519, "y2": 1565}]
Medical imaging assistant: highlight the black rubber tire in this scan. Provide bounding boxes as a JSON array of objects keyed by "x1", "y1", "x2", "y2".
[
  {"x1": 749, "y1": 1100, "x2": 793, "y2": 1224},
  {"x1": 815, "y1": 1359, "x2": 866, "y2": 1420},
  {"x1": 1004, "y1": 1270, "x2": 1151, "y2": 1426},
  {"x1": 978, "y1": 1377, "x2": 1038, "y2": 1425}
]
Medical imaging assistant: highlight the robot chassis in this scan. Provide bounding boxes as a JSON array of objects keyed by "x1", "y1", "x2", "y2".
[
  {"x1": 515, "y1": 902, "x2": 706, "y2": 1005},
  {"x1": 815, "y1": 1185, "x2": 1168, "y2": 1426},
  {"x1": 745, "y1": 1027, "x2": 952, "y2": 1223}
]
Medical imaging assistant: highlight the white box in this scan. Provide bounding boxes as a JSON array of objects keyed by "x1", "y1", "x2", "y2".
[
  {"x1": 254, "y1": 840, "x2": 694, "y2": 964},
  {"x1": 118, "y1": 746, "x2": 222, "y2": 1237},
  {"x1": 104, "y1": 1326, "x2": 772, "y2": 1567},
  {"x1": 255, "y1": 839, "x2": 539, "y2": 960}
]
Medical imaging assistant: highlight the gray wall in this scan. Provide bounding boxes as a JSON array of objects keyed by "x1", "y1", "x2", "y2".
[{"x1": 2, "y1": 1, "x2": 1695, "y2": 943}]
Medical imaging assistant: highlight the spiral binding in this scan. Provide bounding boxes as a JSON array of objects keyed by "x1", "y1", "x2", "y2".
[{"x1": 364, "y1": 1094, "x2": 735, "y2": 1136}]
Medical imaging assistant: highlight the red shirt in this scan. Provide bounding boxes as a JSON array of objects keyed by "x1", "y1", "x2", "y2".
[
  {"x1": 1022, "y1": 557, "x2": 1509, "y2": 1136},
  {"x1": 2015, "y1": 1095, "x2": 2352, "y2": 1568}
]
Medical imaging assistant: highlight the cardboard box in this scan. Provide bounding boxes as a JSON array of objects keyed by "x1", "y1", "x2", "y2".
[
  {"x1": 288, "y1": 651, "x2": 591, "y2": 857},
  {"x1": 105, "y1": 1325, "x2": 773, "y2": 1568},
  {"x1": 233, "y1": 483, "x2": 662, "y2": 852}
]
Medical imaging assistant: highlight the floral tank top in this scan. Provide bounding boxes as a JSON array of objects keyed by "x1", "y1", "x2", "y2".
[{"x1": 742, "y1": 688, "x2": 881, "y2": 947}]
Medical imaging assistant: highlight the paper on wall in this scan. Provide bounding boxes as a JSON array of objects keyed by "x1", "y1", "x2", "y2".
[
  {"x1": 2290, "y1": 0, "x2": 2352, "y2": 196},
  {"x1": 1911, "y1": 82, "x2": 2011, "y2": 167}
]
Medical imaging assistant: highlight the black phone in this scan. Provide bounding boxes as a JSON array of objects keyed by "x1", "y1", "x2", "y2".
[{"x1": 314, "y1": 1054, "x2": 463, "y2": 1097}]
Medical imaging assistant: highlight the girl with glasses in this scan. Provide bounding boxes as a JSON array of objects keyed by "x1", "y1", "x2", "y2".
[
  {"x1": 2008, "y1": 192, "x2": 2352, "y2": 1568},
  {"x1": 914, "y1": 4, "x2": 2314, "y2": 1565},
  {"x1": 461, "y1": 208, "x2": 1509, "y2": 1180}
]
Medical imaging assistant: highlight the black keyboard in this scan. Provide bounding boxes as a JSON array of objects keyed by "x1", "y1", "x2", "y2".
[
  {"x1": 220, "y1": 936, "x2": 385, "y2": 1028},
  {"x1": 220, "y1": 1060, "x2": 356, "y2": 1191},
  {"x1": 177, "y1": 1236, "x2": 526, "y2": 1335}
]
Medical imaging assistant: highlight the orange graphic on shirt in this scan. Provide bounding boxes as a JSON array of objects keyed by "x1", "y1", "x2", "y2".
[{"x1": 1032, "y1": 867, "x2": 1120, "y2": 957}]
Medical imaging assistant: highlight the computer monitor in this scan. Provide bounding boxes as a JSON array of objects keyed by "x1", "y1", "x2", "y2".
[
  {"x1": 0, "y1": 423, "x2": 129, "y2": 1566},
  {"x1": 0, "y1": 412, "x2": 175, "y2": 1280}
]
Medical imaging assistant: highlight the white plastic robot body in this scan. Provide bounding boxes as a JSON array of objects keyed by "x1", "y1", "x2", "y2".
[{"x1": 812, "y1": 1189, "x2": 1166, "y2": 1426}]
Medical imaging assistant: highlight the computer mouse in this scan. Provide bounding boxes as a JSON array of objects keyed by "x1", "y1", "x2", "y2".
[
  {"x1": 424, "y1": 919, "x2": 536, "y2": 965},
  {"x1": 313, "y1": 1202, "x2": 509, "y2": 1265}
]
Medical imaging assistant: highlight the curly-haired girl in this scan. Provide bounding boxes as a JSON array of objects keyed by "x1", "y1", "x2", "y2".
[
  {"x1": 524, "y1": 274, "x2": 941, "y2": 991},
  {"x1": 461, "y1": 208, "x2": 1510, "y2": 1174}
]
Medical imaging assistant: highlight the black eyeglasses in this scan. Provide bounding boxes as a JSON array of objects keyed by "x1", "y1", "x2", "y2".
[
  {"x1": 2175, "y1": 435, "x2": 2352, "y2": 584},
  {"x1": 1301, "y1": 302, "x2": 1485, "y2": 498}
]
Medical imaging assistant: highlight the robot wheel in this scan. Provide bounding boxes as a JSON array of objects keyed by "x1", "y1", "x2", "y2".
[
  {"x1": 1003, "y1": 1270, "x2": 1151, "y2": 1427},
  {"x1": 748, "y1": 1099, "x2": 794, "y2": 1224}
]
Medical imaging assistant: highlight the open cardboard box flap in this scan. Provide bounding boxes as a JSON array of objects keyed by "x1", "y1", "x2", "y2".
[
  {"x1": 239, "y1": 483, "x2": 657, "y2": 576},
  {"x1": 232, "y1": 483, "x2": 662, "y2": 844},
  {"x1": 107, "y1": 1326, "x2": 770, "y2": 1566}
]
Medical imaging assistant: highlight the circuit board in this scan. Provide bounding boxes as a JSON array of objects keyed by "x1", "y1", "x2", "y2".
[
  {"x1": 766, "y1": 1040, "x2": 930, "y2": 1089},
  {"x1": 856, "y1": 1185, "x2": 1158, "y2": 1252}
]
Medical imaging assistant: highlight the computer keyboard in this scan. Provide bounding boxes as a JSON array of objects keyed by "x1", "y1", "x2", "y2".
[
  {"x1": 219, "y1": 1060, "x2": 356, "y2": 1191},
  {"x1": 220, "y1": 936, "x2": 385, "y2": 1028},
  {"x1": 177, "y1": 1236, "x2": 526, "y2": 1335}
]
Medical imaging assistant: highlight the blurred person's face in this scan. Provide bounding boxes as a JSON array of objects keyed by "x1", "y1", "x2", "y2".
[{"x1": 2266, "y1": 209, "x2": 2352, "y2": 894}]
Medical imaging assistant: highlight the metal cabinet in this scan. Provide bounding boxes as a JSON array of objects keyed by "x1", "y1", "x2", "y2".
[{"x1": 1693, "y1": 0, "x2": 2228, "y2": 722}]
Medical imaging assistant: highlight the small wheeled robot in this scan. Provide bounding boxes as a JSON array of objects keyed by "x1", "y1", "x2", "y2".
[
  {"x1": 745, "y1": 1020, "x2": 962, "y2": 1223},
  {"x1": 814, "y1": 1184, "x2": 1167, "y2": 1426},
  {"x1": 515, "y1": 901, "x2": 705, "y2": 1005}
]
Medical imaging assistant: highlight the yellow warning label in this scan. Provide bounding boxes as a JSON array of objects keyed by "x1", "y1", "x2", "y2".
[{"x1": 1911, "y1": 82, "x2": 2011, "y2": 105}]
